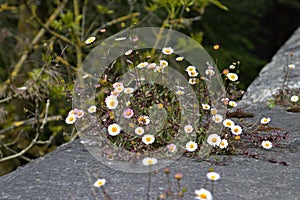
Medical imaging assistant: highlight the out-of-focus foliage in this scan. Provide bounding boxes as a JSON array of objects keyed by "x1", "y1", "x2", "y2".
[{"x1": 199, "y1": 0, "x2": 300, "y2": 89}]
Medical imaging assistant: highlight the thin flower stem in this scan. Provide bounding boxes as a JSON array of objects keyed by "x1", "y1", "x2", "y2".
[
  {"x1": 101, "y1": 187, "x2": 112, "y2": 200},
  {"x1": 211, "y1": 182, "x2": 214, "y2": 195},
  {"x1": 147, "y1": 169, "x2": 151, "y2": 200},
  {"x1": 177, "y1": 180, "x2": 181, "y2": 197},
  {"x1": 165, "y1": 172, "x2": 172, "y2": 197}
]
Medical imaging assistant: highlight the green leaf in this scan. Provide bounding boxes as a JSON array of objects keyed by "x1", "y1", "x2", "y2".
[
  {"x1": 209, "y1": 0, "x2": 229, "y2": 11},
  {"x1": 96, "y1": 4, "x2": 114, "y2": 14}
]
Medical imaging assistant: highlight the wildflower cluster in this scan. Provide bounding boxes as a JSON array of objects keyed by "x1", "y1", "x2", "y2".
[
  {"x1": 68, "y1": 38, "x2": 290, "y2": 199},
  {"x1": 271, "y1": 52, "x2": 300, "y2": 112},
  {"x1": 67, "y1": 43, "x2": 289, "y2": 165}
]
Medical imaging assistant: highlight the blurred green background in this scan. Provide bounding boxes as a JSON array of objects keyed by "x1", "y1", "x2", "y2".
[{"x1": 0, "y1": 0, "x2": 299, "y2": 176}]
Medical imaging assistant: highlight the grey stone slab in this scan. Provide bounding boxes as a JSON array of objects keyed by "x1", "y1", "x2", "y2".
[
  {"x1": 0, "y1": 104, "x2": 299, "y2": 200},
  {"x1": 242, "y1": 26, "x2": 300, "y2": 104}
]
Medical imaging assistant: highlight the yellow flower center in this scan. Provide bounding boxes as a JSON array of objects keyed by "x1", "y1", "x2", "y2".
[
  {"x1": 234, "y1": 128, "x2": 239, "y2": 133},
  {"x1": 146, "y1": 137, "x2": 151, "y2": 142},
  {"x1": 157, "y1": 103, "x2": 164, "y2": 109},
  {"x1": 129, "y1": 123, "x2": 134, "y2": 127},
  {"x1": 190, "y1": 144, "x2": 194, "y2": 148},
  {"x1": 212, "y1": 138, "x2": 217, "y2": 143},
  {"x1": 112, "y1": 127, "x2": 117, "y2": 132},
  {"x1": 110, "y1": 101, "x2": 115, "y2": 106},
  {"x1": 97, "y1": 181, "x2": 104, "y2": 186},
  {"x1": 200, "y1": 193, "x2": 207, "y2": 199}
]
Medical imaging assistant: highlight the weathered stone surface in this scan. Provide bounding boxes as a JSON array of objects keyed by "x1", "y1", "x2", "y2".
[
  {"x1": 0, "y1": 105, "x2": 299, "y2": 200},
  {"x1": 242, "y1": 26, "x2": 300, "y2": 104}
]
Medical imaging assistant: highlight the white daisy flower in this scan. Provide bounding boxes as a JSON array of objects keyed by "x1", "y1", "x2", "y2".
[
  {"x1": 65, "y1": 114, "x2": 77, "y2": 124},
  {"x1": 175, "y1": 90, "x2": 185, "y2": 95},
  {"x1": 110, "y1": 90, "x2": 120, "y2": 96},
  {"x1": 176, "y1": 56, "x2": 184, "y2": 61},
  {"x1": 68, "y1": 109, "x2": 76, "y2": 115},
  {"x1": 138, "y1": 115, "x2": 150, "y2": 125},
  {"x1": 212, "y1": 114, "x2": 223, "y2": 123},
  {"x1": 85, "y1": 36, "x2": 96, "y2": 45},
  {"x1": 142, "y1": 134, "x2": 155, "y2": 145},
  {"x1": 188, "y1": 70, "x2": 199, "y2": 77},
  {"x1": 206, "y1": 172, "x2": 221, "y2": 181},
  {"x1": 288, "y1": 64, "x2": 295, "y2": 69},
  {"x1": 186, "y1": 66, "x2": 196, "y2": 72},
  {"x1": 228, "y1": 101, "x2": 237, "y2": 107},
  {"x1": 207, "y1": 134, "x2": 221, "y2": 147},
  {"x1": 154, "y1": 65, "x2": 164, "y2": 73},
  {"x1": 262, "y1": 140, "x2": 272, "y2": 150},
  {"x1": 93, "y1": 179, "x2": 106, "y2": 187},
  {"x1": 113, "y1": 82, "x2": 124, "y2": 89},
  {"x1": 205, "y1": 69, "x2": 215, "y2": 76},
  {"x1": 210, "y1": 108, "x2": 218, "y2": 115},
  {"x1": 135, "y1": 127, "x2": 144, "y2": 135},
  {"x1": 160, "y1": 60, "x2": 168, "y2": 67},
  {"x1": 291, "y1": 95, "x2": 299, "y2": 103},
  {"x1": 142, "y1": 157, "x2": 158, "y2": 166},
  {"x1": 17, "y1": 86, "x2": 27, "y2": 90},
  {"x1": 105, "y1": 95, "x2": 119, "y2": 109},
  {"x1": 226, "y1": 73, "x2": 238, "y2": 81},
  {"x1": 231, "y1": 125, "x2": 242, "y2": 135},
  {"x1": 108, "y1": 123, "x2": 121, "y2": 136},
  {"x1": 88, "y1": 105, "x2": 97, "y2": 113},
  {"x1": 123, "y1": 108, "x2": 134, "y2": 118},
  {"x1": 124, "y1": 87, "x2": 135, "y2": 94},
  {"x1": 260, "y1": 117, "x2": 271, "y2": 124},
  {"x1": 189, "y1": 78, "x2": 197, "y2": 85},
  {"x1": 125, "y1": 49, "x2": 133, "y2": 55},
  {"x1": 219, "y1": 139, "x2": 228, "y2": 149},
  {"x1": 147, "y1": 63, "x2": 157, "y2": 69},
  {"x1": 114, "y1": 87, "x2": 124, "y2": 93},
  {"x1": 76, "y1": 109, "x2": 85, "y2": 118},
  {"x1": 202, "y1": 103, "x2": 211, "y2": 110},
  {"x1": 167, "y1": 143, "x2": 176, "y2": 153},
  {"x1": 195, "y1": 188, "x2": 212, "y2": 200},
  {"x1": 162, "y1": 47, "x2": 174, "y2": 55},
  {"x1": 223, "y1": 119, "x2": 235, "y2": 128},
  {"x1": 186, "y1": 141, "x2": 198, "y2": 152},
  {"x1": 184, "y1": 125, "x2": 193, "y2": 133},
  {"x1": 137, "y1": 62, "x2": 148, "y2": 68},
  {"x1": 115, "y1": 36, "x2": 126, "y2": 41},
  {"x1": 229, "y1": 64, "x2": 235, "y2": 69}
]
